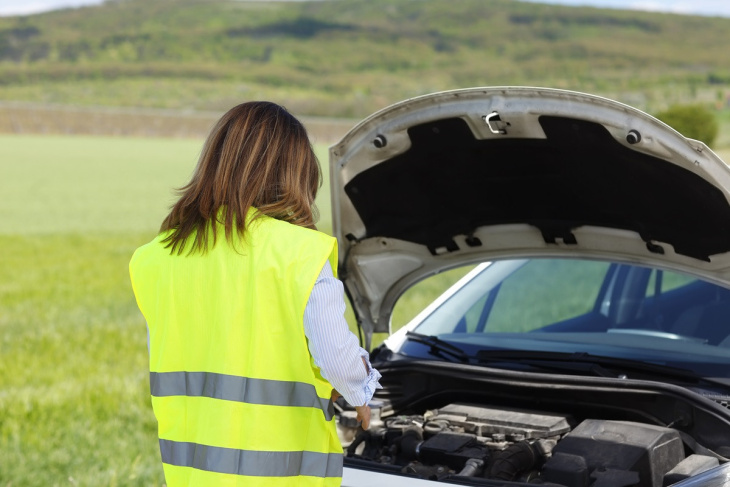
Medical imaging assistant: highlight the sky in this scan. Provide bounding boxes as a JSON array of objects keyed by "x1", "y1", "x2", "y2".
[{"x1": 1, "y1": 0, "x2": 730, "y2": 17}]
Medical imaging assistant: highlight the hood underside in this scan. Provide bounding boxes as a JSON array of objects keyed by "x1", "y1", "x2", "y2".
[{"x1": 329, "y1": 87, "x2": 730, "y2": 344}]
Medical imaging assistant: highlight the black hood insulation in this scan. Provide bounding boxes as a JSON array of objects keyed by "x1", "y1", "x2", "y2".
[{"x1": 344, "y1": 116, "x2": 730, "y2": 262}]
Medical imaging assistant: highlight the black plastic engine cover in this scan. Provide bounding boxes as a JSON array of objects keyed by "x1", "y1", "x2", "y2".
[
  {"x1": 542, "y1": 420, "x2": 684, "y2": 487},
  {"x1": 418, "y1": 432, "x2": 489, "y2": 471}
]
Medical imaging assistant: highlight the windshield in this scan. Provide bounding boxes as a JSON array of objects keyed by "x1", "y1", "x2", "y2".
[{"x1": 404, "y1": 258, "x2": 730, "y2": 379}]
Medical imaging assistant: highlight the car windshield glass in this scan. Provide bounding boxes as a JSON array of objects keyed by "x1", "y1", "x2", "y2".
[{"x1": 408, "y1": 258, "x2": 730, "y2": 378}]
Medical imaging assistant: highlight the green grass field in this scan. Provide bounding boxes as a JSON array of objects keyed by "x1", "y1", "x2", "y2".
[
  {"x1": 2, "y1": 134, "x2": 729, "y2": 486},
  {"x1": 0, "y1": 135, "x2": 202, "y2": 486}
]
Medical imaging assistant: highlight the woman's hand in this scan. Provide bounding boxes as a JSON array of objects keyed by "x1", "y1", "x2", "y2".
[
  {"x1": 330, "y1": 389, "x2": 341, "y2": 403},
  {"x1": 331, "y1": 389, "x2": 371, "y2": 429},
  {"x1": 355, "y1": 405, "x2": 371, "y2": 430}
]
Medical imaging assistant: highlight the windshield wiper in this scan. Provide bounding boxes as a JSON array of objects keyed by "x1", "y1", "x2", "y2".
[{"x1": 405, "y1": 331, "x2": 471, "y2": 363}]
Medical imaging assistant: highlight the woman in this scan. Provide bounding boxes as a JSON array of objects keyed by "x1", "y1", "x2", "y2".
[{"x1": 129, "y1": 101, "x2": 381, "y2": 486}]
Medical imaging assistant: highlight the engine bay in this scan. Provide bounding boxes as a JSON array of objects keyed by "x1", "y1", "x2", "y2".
[{"x1": 337, "y1": 401, "x2": 723, "y2": 487}]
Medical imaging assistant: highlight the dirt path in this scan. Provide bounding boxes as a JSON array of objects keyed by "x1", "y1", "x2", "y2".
[{"x1": 0, "y1": 102, "x2": 356, "y2": 143}]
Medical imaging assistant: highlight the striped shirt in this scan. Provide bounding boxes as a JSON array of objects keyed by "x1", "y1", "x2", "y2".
[{"x1": 303, "y1": 261, "x2": 382, "y2": 407}]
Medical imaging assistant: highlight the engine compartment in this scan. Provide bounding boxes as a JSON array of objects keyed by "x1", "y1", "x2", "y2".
[{"x1": 338, "y1": 401, "x2": 723, "y2": 486}]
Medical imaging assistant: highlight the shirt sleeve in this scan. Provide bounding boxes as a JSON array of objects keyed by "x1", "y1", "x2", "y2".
[{"x1": 303, "y1": 260, "x2": 382, "y2": 407}]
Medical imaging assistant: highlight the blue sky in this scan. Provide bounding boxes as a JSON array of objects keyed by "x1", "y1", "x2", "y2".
[
  {"x1": 1, "y1": 0, "x2": 730, "y2": 17},
  {"x1": 524, "y1": 0, "x2": 730, "y2": 17}
]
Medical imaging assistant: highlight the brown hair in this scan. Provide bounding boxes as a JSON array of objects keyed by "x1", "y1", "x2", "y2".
[{"x1": 160, "y1": 101, "x2": 321, "y2": 254}]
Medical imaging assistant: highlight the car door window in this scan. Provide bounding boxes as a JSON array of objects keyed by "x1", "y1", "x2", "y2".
[{"x1": 644, "y1": 269, "x2": 697, "y2": 297}]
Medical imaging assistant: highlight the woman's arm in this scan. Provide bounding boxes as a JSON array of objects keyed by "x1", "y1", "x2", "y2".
[{"x1": 303, "y1": 261, "x2": 382, "y2": 428}]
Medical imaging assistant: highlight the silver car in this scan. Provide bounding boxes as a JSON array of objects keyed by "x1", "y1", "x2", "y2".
[{"x1": 330, "y1": 87, "x2": 730, "y2": 487}]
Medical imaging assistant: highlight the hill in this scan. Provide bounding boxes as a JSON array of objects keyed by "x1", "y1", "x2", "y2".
[{"x1": 0, "y1": 0, "x2": 729, "y2": 119}]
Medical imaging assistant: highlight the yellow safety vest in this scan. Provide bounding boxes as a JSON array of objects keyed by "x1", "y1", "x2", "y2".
[{"x1": 129, "y1": 209, "x2": 342, "y2": 487}]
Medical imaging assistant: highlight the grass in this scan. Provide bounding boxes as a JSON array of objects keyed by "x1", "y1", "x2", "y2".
[
  {"x1": 0, "y1": 135, "x2": 203, "y2": 486},
  {"x1": 2, "y1": 134, "x2": 729, "y2": 486},
  {"x1": 0, "y1": 135, "x2": 201, "y2": 234},
  {"x1": 0, "y1": 232, "x2": 161, "y2": 486}
]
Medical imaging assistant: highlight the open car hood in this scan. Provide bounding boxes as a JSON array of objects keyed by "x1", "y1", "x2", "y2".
[{"x1": 329, "y1": 87, "x2": 730, "y2": 347}]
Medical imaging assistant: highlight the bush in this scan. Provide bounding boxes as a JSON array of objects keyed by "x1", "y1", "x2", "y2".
[{"x1": 654, "y1": 104, "x2": 719, "y2": 147}]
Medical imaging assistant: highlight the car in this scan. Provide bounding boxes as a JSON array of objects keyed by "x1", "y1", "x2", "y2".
[{"x1": 328, "y1": 87, "x2": 730, "y2": 487}]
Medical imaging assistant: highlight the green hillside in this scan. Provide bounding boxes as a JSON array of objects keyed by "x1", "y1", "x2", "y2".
[{"x1": 0, "y1": 0, "x2": 729, "y2": 117}]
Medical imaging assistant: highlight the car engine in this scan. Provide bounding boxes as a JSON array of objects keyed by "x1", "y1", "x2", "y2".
[{"x1": 338, "y1": 402, "x2": 721, "y2": 487}]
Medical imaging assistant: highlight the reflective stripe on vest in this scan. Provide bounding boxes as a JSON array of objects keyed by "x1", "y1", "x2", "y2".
[
  {"x1": 150, "y1": 371, "x2": 335, "y2": 421},
  {"x1": 159, "y1": 439, "x2": 343, "y2": 478}
]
